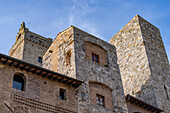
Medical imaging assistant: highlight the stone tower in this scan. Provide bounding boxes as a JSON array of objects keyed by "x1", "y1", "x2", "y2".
[
  {"x1": 109, "y1": 15, "x2": 170, "y2": 113},
  {"x1": 9, "y1": 22, "x2": 52, "y2": 66},
  {"x1": 43, "y1": 26, "x2": 128, "y2": 112}
]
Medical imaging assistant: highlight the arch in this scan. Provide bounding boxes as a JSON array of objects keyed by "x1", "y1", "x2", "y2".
[
  {"x1": 84, "y1": 41, "x2": 107, "y2": 52},
  {"x1": 89, "y1": 81, "x2": 112, "y2": 91},
  {"x1": 89, "y1": 81, "x2": 113, "y2": 110},
  {"x1": 13, "y1": 73, "x2": 26, "y2": 91}
]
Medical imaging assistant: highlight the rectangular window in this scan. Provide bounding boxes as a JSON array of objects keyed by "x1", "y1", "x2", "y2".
[
  {"x1": 92, "y1": 53, "x2": 99, "y2": 63},
  {"x1": 38, "y1": 57, "x2": 42, "y2": 63},
  {"x1": 96, "y1": 94, "x2": 104, "y2": 107},
  {"x1": 60, "y1": 88, "x2": 66, "y2": 100}
]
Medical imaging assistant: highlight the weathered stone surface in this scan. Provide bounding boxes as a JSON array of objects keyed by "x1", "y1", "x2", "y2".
[
  {"x1": 43, "y1": 26, "x2": 128, "y2": 112},
  {"x1": 1, "y1": 15, "x2": 169, "y2": 113},
  {"x1": 9, "y1": 22, "x2": 52, "y2": 66},
  {"x1": 73, "y1": 27, "x2": 128, "y2": 113},
  {"x1": 109, "y1": 15, "x2": 170, "y2": 113}
]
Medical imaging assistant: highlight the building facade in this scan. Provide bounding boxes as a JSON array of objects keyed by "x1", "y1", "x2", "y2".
[{"x1": 0, "y1": 15, "x2": 169, "y2": 113}]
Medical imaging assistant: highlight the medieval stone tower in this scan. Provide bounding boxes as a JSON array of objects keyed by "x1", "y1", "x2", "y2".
[
  {"x1": 9, "y1": 22, "x2": 52, "y2": 66},
  {"x1": 3, "y1": 15, "x2": 169, "y2": 113},
  {"x1": 43, "y1": 26, "x2": 128, "y2": 112},
  {"x1": 109, "y1": 15, "x2": 170, "y2": 113}
]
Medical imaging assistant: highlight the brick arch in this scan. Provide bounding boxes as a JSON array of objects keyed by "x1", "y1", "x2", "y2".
[
  {"x1": 89, "y1": 81, "x2": 112, "y2": 91},
  {"x1": 14, "y1": 72, "x2": 26, "y2": 81},
  {"x1": 84, "y1": 41, "x2": 107, "y2": 51},
  {"x1": 89, "y1": 81, "x2": 113, "y2": 110},
  {"x1": 84, "y1": 41, "x2": 108, "y2": 65}
]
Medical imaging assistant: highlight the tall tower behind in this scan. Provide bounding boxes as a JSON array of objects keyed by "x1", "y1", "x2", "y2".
[
  {"x1": 109, "y1": 15, "x2": 170, "y2": 112},
  {"x1": 9, "y1": 22, "x2": 52, "y2": 66}
]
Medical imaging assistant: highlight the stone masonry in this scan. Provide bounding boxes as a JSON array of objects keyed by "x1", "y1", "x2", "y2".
[
  {"x1": 109, "y1": 15, "x2": 170, "y2": 113},
  {"x1": 9, "y1": 22, "x2": 52, "y2": 66},
  {"x1": 0, "y1": 14, "x2": 168, "y2": 113},
  {"x1": 43, "y1": 26, "x2": 128, "y2": 112}
]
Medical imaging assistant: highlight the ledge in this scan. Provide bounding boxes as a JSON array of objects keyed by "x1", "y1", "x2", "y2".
[
  {"x1": 0, "y1": 53, "x2": 83, "y2": 88},
  {"x1": 126, "y1": 94, "x2": 163, "y2": 113}
]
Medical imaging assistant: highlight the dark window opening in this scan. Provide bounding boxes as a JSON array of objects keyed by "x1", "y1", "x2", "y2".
[
  {"x1": 164, "y1": 85, "x2": 169, "y2": 100},
  {"x1": 92, "y1": 53, "x2": 99, "y2": 63},
  {"x1": 96, "y1": 94, "x2": 104, "y2": 107},
  {"x1": 13, "y1": 74, "x2": 25, "y2": 91},
  {"x1": 60, "y1": 89, "x2": 66, "y2": 100},
  {"x1": 38, "y1": 57, "x2": 42, "y2": 63}
]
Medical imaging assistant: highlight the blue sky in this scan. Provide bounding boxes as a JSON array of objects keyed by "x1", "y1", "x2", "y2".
[{"x1": 0, "y1": 0, "x2": 169, "y2": 61}]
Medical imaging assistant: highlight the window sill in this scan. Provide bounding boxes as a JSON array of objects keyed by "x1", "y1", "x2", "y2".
[{"x1": 86, "y1": 59, "x2": 110, "y2": 69}]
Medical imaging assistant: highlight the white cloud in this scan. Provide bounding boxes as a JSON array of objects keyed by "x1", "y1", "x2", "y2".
[{"x1": 67, "y1": 0, "x2": 103, "y2": 38}]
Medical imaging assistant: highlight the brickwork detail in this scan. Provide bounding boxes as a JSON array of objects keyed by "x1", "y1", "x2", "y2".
[
  {"x1": 89, "y1": 82, "x2": 113, "y2": 110},
  {"x1": 12, "y1": 94, "x2": 76, "y2": 113},
  {"x1": 84, "y1": 41, "x2": 107, "y2": 65}
]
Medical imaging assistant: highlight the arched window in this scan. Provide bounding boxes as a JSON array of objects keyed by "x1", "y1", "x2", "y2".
[{"x1": 13, "y1": 73, "x2": 25, "y2": 91}]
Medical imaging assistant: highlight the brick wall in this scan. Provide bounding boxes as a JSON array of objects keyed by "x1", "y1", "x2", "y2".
[
  {"x1": 89, "y1": 82, "x2": 113, "y2": 110},
  {"x1": 127, "y1": 102, "x2": 152, "y2": 113},
  {"x1": 84, "y1": 41, "x2": 107, "y2": 65},
  {"x1": 0, "y1": 63, "x2": 78, "y2": 113}
]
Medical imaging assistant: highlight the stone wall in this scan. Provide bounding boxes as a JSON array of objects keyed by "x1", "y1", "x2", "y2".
[
  {"x1": 43, "y1": 27, "x2": 76, "y2": 78},
  {"x1": 109, "y1": 15, "x2": 170, "y2": 112},
  {"x1": 0, "y1": 63, "x2": 78, "y2": 113},
  {"x1": 43, "y1": 26, "x2": 128, "y2": 112},
  {"x1": 9, "y1": 26, "x2": 25, "y2": 59},
  {"x1": 73, "y1": 27, "x2": 128, "y2": 113},
  {"x1": 23, "y1": 31, "x2": 52, "y2": 66},
  {"x1": 138, "y1": 16, "x2": 170, "y2": 112},
  {"x1": 9, "y1": 22, "x2": 52, "y2": 67},
  {"x1": 6, "y1": 16, "x2": 169, "y2": 113}
]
